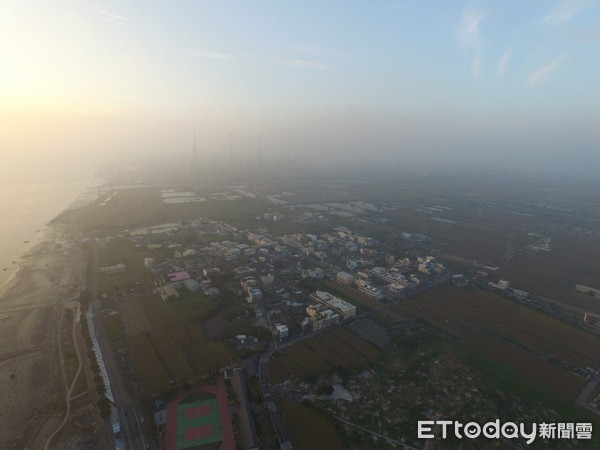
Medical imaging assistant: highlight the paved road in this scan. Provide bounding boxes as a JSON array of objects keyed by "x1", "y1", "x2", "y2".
[
  {"x1": 258, "y1": 354, "x2": 293, "y2": 450},
  {"x1": 331, "y1": 415, "x2": 420, "y2": 450},
  {"x1": 89, "y1": 244, "x2": 155, "y2": 450},
  {"x1": 576, "y1": 368, "x2": 600, "y2": 416}
]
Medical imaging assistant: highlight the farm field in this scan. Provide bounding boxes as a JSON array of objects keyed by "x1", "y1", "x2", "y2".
[
  {"x1": 499, "y1": 234, "x2": 600, "y2": 314},
  {"x1": 98, "y1": 239, "x2": 156, "y2": 294},
  {"x1": 425, "y1": 221, "x2": 531, "y2": 264},
  {"x1": 118, "y1": 294, "x2": 176, "y2": 336},
  {"x1": 465, "y1": 333, "x2": 585, "y2": 399},
  {"x1": 268, "y1": 326, "x2": 381, "y2": 385},
  {"x1": 118, "y1": 293, "x2": 234, "y2": 397},
  {"x1": 78, "y1": 187, "x2": 275, "y2": 232},
  {"x1": 78, "y1": 187, "x2": 164, "y2": 231},
  {"x1": 276, "y1": 398, "x2": 344, "y2": 450},
  {"x1": 396, "y1": 284, "x2": 600, "y2": 399}
]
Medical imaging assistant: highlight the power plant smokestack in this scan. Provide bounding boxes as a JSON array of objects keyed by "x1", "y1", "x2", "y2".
[
  {"x1": 258, "y1": 133, "x2": 262, "y2": 165},
  {"x1": 228, "y1": 133, "x2": 232, "y2": 166},
  {"x1": 193, "y1": 132, "x2": 197, "y2": 165}
]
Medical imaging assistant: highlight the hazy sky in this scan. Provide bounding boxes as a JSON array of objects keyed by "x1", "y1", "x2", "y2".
[{"x1": 1, "y1": 1, "x2": 599, "y2": 171}]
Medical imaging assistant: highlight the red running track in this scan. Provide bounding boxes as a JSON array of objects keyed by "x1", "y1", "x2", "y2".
[{"x1": 165, "y1": 377, "x2": 235, "y2": 450}]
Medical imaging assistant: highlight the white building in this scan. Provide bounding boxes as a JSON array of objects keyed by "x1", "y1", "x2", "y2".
[
  {"x1": 359, "y1": 284, "x2": 384, "y2": 300},
  {"x1": 305, "y1": 304, "x2": 340, "y2": 331},
  {"x1": 383, "y1": 283, "x2": 406, "y2": 301},
  {"x1": 275, "y1": 324, "x2": 289, "y2": 339},
  {"x1": 310, "y1": 291, "x2": 356, "y2": 320},
  {"x1": 99, "y1": 263, "x2": 126, "y2": 274},
  {"x1": 336, "y1": 271, "x2": 355, "y2": 286}
]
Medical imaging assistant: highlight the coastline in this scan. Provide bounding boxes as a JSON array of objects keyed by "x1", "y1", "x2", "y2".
[
  {"x1": 0, "y1": 221, "x2": 88, "y2": 448},
  {"x1": 0, "y1": 174, "x2": 104, "y2": 448},
  {"x1": 0, "y1": 172, "x2": 103, "y2": 292}
]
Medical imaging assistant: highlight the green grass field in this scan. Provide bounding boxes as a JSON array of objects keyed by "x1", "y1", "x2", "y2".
[
  {"x1": 166, "y1": 293, "x2": 218, "y2": 323},
  {"x1": 99, "y1": 270, "x2": 137, "y2": 293},
  {"x1": 60, "y1": 309, "x2": 79, "y2": 387},
  {"x1": 103, "y1": 313, "x2": 125, "y2": 342}
]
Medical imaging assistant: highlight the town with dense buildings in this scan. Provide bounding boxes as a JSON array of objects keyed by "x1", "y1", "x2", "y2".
[{"x1": 36, "y1": 171, "x2": 600, "y2": 450}]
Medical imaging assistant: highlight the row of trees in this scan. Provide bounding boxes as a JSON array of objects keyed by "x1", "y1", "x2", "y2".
[{"x1": 79, "y1": 289, "x2": 111, "y2": 419}]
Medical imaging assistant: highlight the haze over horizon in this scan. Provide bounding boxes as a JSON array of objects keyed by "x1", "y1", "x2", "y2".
[{"x1": 1, "y1": 1, "x2": 599, "y2": 174}]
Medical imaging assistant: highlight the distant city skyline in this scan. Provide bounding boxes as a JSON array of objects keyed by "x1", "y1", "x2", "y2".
[{"x1": 1, "y1": 1, "x2": 599, "y2": 173}]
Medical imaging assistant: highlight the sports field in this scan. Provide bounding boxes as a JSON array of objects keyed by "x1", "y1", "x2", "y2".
[
  {"x1": 165, "y1": 378, "x2": 235, "y2": 450},
  {"x1": 177, "y1": 398, "x2": 222, "y2": 449}
]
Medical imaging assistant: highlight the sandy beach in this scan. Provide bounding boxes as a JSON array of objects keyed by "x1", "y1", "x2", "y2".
[{"x1": 0, "y1": 224, "x2": 86, "y2": 449}]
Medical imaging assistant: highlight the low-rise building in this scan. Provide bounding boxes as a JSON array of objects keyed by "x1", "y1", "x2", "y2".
[
  {"x1": 167, "y1": 271, "x2": 191, "y2": 284},
  {"x1": 576, "y1": 284, "x2": 600, "y2": 298},
  {"x1": 310, "y1": 290, "x2": 356, "y2": 320},
  {"x1": 157, "y1": 284, "x2": 179, "y2": 302},
  {"x1": 367, "y1": 267, "x2": 406, "y2": 285},
  {"x1": 247, "y1": 287, "x2": 262, "y2": 303},
  {"x1": 275, "y1": 324, "x2": 289, "y2": 339},
  {"x1": 260, "y1": 273, "x2": 275, "y2": 286},
  {"x1": 359, "y1": 284, "x2": 384, "y2": 300},
  {"x1": 383, "y1": 283, "x2": 406, "y2": 301},
  {"x1": 304, "y1": 304, "x2": 340, "y2": 331},
  {"x1": 498, "y1": 279, "x2": 510, "y2": 290},
  {"x1": 337, "y1": 271, "x2": 355, "y2": 286},
  {"x1": 100, "y1": 263, "x2": 126, "y2": 274},
  {"x1": 583, "y1": 312, "x2": 600, "y2": 329}
]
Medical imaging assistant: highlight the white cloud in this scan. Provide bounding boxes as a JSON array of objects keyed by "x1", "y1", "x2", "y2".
[
  {"x1": 191, "y1": 50, "x2": 237, "y2": 62},
  {"x1": 529, "y1": 57, "x2": 564, "y2": 84},
  {"x1": 459, "y1": 8, "x2": 487, "y2": 50},
  {"x1": 498, "y1": 51, "x2": 511, "y2": 77},
  {"x1": 92, "y1": 7, "x2": 129, "y2": 26},
  {"x1": 538, "y1": 0, "x2": 593, "y2": 24},
  {"x1": 282, "y1": 58, "x2": 326, "y2": 69},
  {"x1": 458, "y1": 8, "x2": 487, "y2": 78}
]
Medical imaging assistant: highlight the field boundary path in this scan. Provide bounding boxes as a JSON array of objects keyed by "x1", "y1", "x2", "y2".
[{"x1": 44, "y1": 305, "x2": 83, "y2": 450}]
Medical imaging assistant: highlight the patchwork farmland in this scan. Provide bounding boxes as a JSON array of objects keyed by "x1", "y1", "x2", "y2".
[
  {"x1": 396, "y1": 284, "x2": 600, "y2": 398},
  {"x1": 268, "y1": 327, "x2": 381, "y2": 385},
  {"x1": 498, "y1": 234, "x2": 600, "y2": 314},
  {"x1": 119, "y1": 294, "x2": 234, "y2": 398}
]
